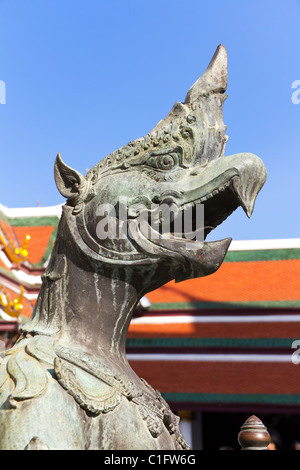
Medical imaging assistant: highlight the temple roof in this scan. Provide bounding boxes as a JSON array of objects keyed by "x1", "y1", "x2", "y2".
[
  {"x1": 0, "y1": 203, "x2": 61, "y2": 319},
  {"x1": 146, "y1": 238, "x2": 300, "y2": 310}
]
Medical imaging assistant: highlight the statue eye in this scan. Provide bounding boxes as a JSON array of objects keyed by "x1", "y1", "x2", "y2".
[{"x1": 147, "y1": 152, "x2": 178, "y2": 171}]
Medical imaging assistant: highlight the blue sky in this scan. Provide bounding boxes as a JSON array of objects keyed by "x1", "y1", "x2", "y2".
[{"x1": 0, "y1": 0, "x2": 299, "y2": 241}]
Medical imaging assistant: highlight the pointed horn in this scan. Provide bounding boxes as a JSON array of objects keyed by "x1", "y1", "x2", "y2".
[{"x1": 185, "y1": 44, "x2": 228, "y2": 104}]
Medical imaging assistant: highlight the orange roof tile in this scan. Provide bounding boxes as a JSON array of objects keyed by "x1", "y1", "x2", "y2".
[
  {"x1": 128, "y1": 321, "x2": 300, "y2": 339},
  {"x1": 129, "y1": 360, "x2": 300, "y2": 396},
  {"x1": 13, "y1": 225, "x2": 55, "y2": 265},
  {"x1": 147, "y1": 258, "x2": 300, "y2": 306}
]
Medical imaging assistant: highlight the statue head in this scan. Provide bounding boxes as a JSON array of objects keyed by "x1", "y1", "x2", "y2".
[{"x1": 54, "y1": 45, "x2": 266, "y2": 285}]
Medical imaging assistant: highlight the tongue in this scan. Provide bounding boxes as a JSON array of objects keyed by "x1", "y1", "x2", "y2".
[
  {"x1": 128, "y1": 218, "x2": 232, "y2": 282},
  {"x1": 173, "y1": 237, "x2": 232, "y2": 282}
]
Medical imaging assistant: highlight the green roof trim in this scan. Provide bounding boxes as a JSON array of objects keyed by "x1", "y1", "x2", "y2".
[
  {"x1": 0, "y1": 214, "x2": 59, "y2": 269},
  {"x1": 162, "y1": 392, "x2": 300, "y2": 405},
  {"x1": 0, "y1": 265, "x2": 18, "y2": 282},
  {"x1": 224, "y1": 248, "x2": 300, "y2": 262},
  {"x1": 0, "y1": 214, "x2": 59, "y2": 268},
  {"x1": 0, "y1": 211, "x2": 11, "y2": 225},
  {"x1": 127, "y1": 337, "x2": 296, "y2": 348},
  {"x1": 149, "y1": 300, "x2": 300, "y2": 310},
  {"x1": 9, "y1": 216, "x2": 60, "y2": 227}
]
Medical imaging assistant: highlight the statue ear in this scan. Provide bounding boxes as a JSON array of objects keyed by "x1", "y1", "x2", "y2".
[{"x1": 54, "y1": 153, "x2": 85, "y2": 199}]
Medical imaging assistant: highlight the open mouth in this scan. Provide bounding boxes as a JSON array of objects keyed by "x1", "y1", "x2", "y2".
[
  {"x1": 158, "y1": 178, "x2": 238, "y2": 241},
  {"x1": 145, "y1": 152, "x2": 267, "y2": 246},
  {"x1": 149, "y1": 175, "x2": 252, "y2": 243},
  {"x1": 196, "y1": 180, "x2": 239, "y2": 239},
  {"x1": 128, "y1": 154, "x2": 266, "y2": 281}
]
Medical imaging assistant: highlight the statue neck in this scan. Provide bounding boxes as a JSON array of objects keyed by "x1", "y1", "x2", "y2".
[
  {"x1": 21, "y1": 212, "x2": 169, "y2": 380},
  {"x1": 23, "y1": 257, "x2": 140, "y2": 365},
  {"x1": 60, "y1": 261, "x2": 139, "y2": 363},
  {"x1": 22, "y1": 216, "x2": 145, "y2": 368}
]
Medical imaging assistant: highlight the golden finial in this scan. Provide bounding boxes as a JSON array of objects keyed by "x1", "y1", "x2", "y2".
[
  {"x1": 0, "y1": 285, "x2": 24, "y2": 318},
  {"x1": 20, "y1": 234, "x2": 31, "y2": 258},
  {"x1": 0, "y1": 221, "x2": 31, "y2": 265}
]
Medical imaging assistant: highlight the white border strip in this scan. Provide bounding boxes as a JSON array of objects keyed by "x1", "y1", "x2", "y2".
[
  {"x1": 0, "y1": 277, "x2": 39, "y2": 298},
  {"x1": 0, "y1": 203, "x2": 62, "y2": 219},
  {"x1": 11, "y1": 269, "x2": 42, "y2": 286},
  {"x1": 131, "y1": 314, "x2": 300, "y2": 325},
  {"x1": 229, "y1": 239, "x2": 300, "y2": 251},
  {"x1": 0, "y1": 251, "x2": 12, "y2": 269},
  {"x1": 127, "y1": 353, "x2": 294, "y2": 363}
]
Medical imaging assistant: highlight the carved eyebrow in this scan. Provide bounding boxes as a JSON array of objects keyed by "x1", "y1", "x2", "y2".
[{"x1": 149, "y1": 146, "x2": 182, "y2": 157}]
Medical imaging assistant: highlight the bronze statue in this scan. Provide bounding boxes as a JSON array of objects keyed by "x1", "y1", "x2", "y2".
[{"x1": 0, "y1": 45, "x2": 266, "y2": 450}]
